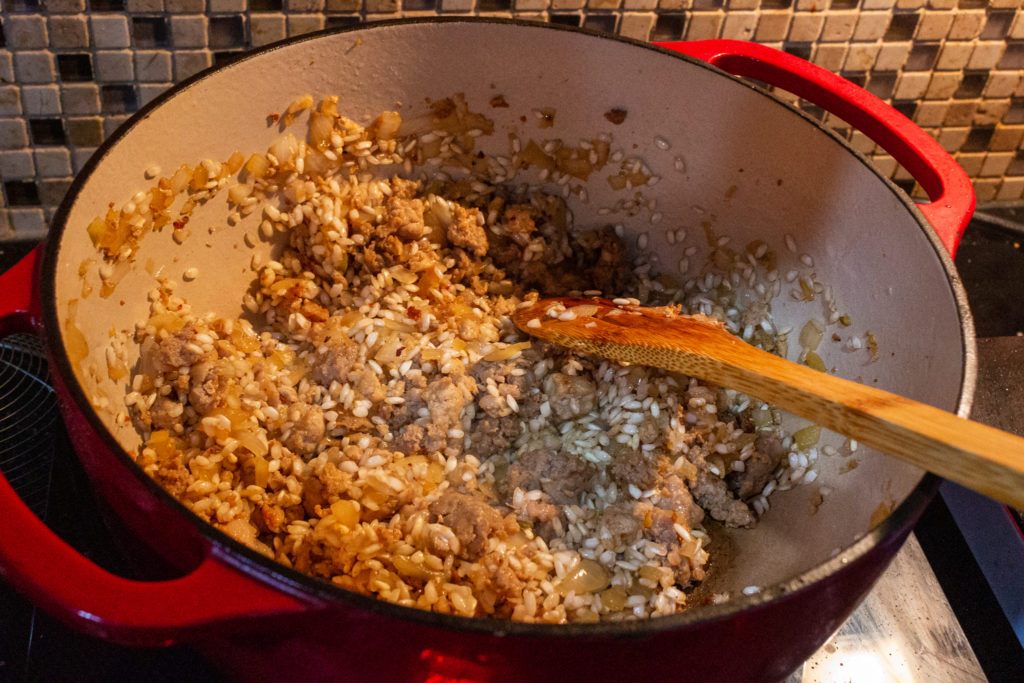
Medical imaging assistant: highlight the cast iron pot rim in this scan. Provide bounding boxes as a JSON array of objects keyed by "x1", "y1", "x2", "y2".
[{"x1": 41, "y1": 16, "x2": 972, "y2": 639}]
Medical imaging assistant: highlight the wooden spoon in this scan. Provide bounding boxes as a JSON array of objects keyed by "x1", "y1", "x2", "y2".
[{"x1": 513, "y1": 296, "x2": 1024, "y2": 509}]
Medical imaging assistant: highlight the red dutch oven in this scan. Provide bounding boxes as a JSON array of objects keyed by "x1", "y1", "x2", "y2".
[{"x1": 0, "y1": 19, "x2": 975, "y2": 682}]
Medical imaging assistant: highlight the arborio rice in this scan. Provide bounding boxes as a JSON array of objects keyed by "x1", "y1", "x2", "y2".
[{"x1": 106, "y1": 95, "x2": 833, "y2": 624}]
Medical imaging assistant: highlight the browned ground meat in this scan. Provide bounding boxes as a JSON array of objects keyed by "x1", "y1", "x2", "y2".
[
  {"x1": 728, "y1": 432, "x2": 786, "y2": 500},
  {"x1": 428, "y1": 490, "x2": 513, "y2": 560},
  {"x1": 654, "y1": 473, "x2": 705, "y2": 528},
  {"x1": 600, "y1": 503, "x2": 643, "y2": 547},
  {"x1": 447, "y1": 205, "x2": 488, "y2": 257},
  {"x1": 543, "y1": 372, "x2": 598, "y2": 421},
  {"x1": 384, "y1": 195, "x2": 426, "y2": 241},
  {"x1": 157, "y1": 324, "x2": 205, "y2": 370},
  {"x1": 690, "y1": 471, "x2": 755, "y2": 528},
  {"x1": 609, "y1": 445, "x2": 659, "y2": 491},
  {"x1": 309, "y1": 319, "x2": 360, "y2": 386},
  {"x1": 283, "y1": 402, "x2": 325, "y2": 455},
  {"x1": 505, "y1": 448, "x2": 593, "y2": 505}
]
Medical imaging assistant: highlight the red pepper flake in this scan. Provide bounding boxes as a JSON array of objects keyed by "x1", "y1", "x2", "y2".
[
  {"x1": 407, "y1": 306, "x2": 422, "y2": 320},
  {"x1": 267, "y1": 112, "x2": 280, "y2": 125},
  {"x1": 173, "y1": 216, "x2": 190, "y2": 230}
]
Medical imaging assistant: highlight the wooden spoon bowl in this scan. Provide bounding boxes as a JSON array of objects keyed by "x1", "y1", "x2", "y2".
[{"x1": 513, "y1": 296, "x2": 1024, "y2": 509}]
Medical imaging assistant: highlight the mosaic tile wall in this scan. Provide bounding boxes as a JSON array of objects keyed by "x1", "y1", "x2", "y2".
[{"x1": 1, "y1": 1, "x2": 1023, "y2": 238}]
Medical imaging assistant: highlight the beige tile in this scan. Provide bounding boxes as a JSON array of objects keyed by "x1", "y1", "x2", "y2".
[
  {"x1": 126, "y1": 0, "x2": 165, "y2": 10},
  {"x1": 844, "y1": 43, "x2": 879, "y2": 72},
  {"x1": 942, "y1": 101, "x2": 977, "y2": 126},
  {"x1": 914, "y1": 100, "x2": 949, "y2": 127},
  {"x1": 0, "y1": 86, "x2": 21, "y2": 116},
  {"x1": 9, "y1": 209, "x2": 48, "y2": 238},
  {"x1": 869, "y1": 154, "x2": 898, "y2": 177},
  {"x1": 935, "y1": 41, "x2": 973, "y2": 71},
  {"x1": 896, "y1": 0, "x2": 926, "y2": 8},
  {"x1": 1009, "y1": 11, "x2": 1024, "y2": 40},
  {"x1": 0, "y1": 54, "x2": 12, "y2": 85},
  {"x1": 721, "y1": 11, "x2": 757, "y2": 40},
  {"x1": 656, "y1": 0, "x2": 688, "y2": 8},
  {"x1": 173, "y1": 50, "x2": 212, "y2": 81},
  {"x1": 924, "y1": 71, "x2": 960, "y2": 99},
  {"x1": 94, "y1": 50, "x2": 134, "y2": 82},
  {"x1": 0, "y1": 120, "x2": 29, "y2": 150},
  {"x1": 848, "y1": 130, "x2": 876, "y2": 154},
  {"x1": 619, "y1": 12, "x2": 656, "y2": 40},
  {"x1": 955, "y1": 151, "x2": 985, "y2": 175},
  {"x1": 894, "y1": 72, "x2": 930, "y2": 99},
  {"x1": 684, "y1": 12, "x2": 723, "y2": 40},
  {"x1": 989, "y1": 0, "x2": 1023, "y2": 8},
  {"x1": 90, "y1": 15, "x2": 131, "y2": 49},
  {"x1": 21, "y1": 85, "x2": 61, "y2": 116},
  {"x1": 48, "y1": 16, "x2": 89, "y2": 48},
  {"x1": 0, "y1": 150, "x2": 34, "y2": 178},
  {"x1": 61, "y1": 83, "x2": 101, "y2": 115},
  {"x1": 726, "y1": 0, "x2": 758, "y2": 8},
  {"x1": 874, "y1": 42, "x2": 911, "y2": 70},
  {"x1": 71, "y1": 148, "x2": 98, "y2": 174},
  {"x1": 13, "y1": 52, "x2": 55, "y2": 85},
  {"x1": 811, "y1": 43, "x2": 847, "y2": 72},
  {"x1": 990, "y1": 125, "x2": 1024, "y2": 151},
  {"x1": 286, "y1": 0, "x2": 326, "y2": 9},
  {"x1": 515, "y1": 0, "x2": 548, "y2": 9},
  {"x1": 622, "y1": 0, "x2": 656, "y2": 8},
  {"x1": 975, "y1": 99, "x2": 1011, "y2": 126},
  {"x1": 327, "y1": 0, "x2": 361, "y2": 8},
  {"x1": 972, "y1": 178, "x2": 1000, "y2": 202},
  {"x1": 821, "y1": 11, "x2": 858, "y2": 42},
  {"x1": 967, "y1": 41, "x2": 1007, "y2": 70},
  {"x1": 948, "y1": 10, "x2": 986, "y2": 40},
  {"x1": 138, "y1": 83, "x2": 173, "y2": 108},
  {"x1": 5, "y1": 15, "x2": 49, "y2": 50},
  {"x1": 34, "y1": 148, "x2": 72, "y2": 177},
  {"x1": 250, "y1": 15, "x2": 287, "y2": 47},
  {"x1": 916, "y1": 10, "x2": 953, "y2": 41},
  {"x1": 170, "y1": 16, "x2": 208, "y2": 48},
  {"x1": 135, "y1": 51, "x2": 173, "y2": 82},
  {"x1": 980, "y1": 151, "x2": 1014, "y2": 177},
  {"x1": 789, "y1": 13, "x2": 823, "y2": 42},
  {"x1": 853, "y1": 11, "x2": 889, "y2": 41},
  {"x1": 984, "y1": 70, "x2": 1023, "y2": 98},
  {"x1": 287, "y1": 14, "x2": 325, "y2": 36},
  {"x1": 996, "y1": 178, "x2": 1024, "y2": 201},
  {"x1": 862, "y1": 0, "x2": 895, "y2": 8},
  {"x1": 793, "y1": 0, "x2": 820, "y2": 9},
  {"x1": 755, "y1": 11, "x2": 790, "y2": 42}
]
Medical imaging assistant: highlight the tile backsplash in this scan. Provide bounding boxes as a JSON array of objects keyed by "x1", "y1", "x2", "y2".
[{"x1": 1, "y1": 1, "x2": 1023, "y2": 239}]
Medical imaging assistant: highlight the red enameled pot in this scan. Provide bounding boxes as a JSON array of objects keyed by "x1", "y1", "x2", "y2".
[{"x1": 0, "y1": 19, "x2": 975, "y2": 682}]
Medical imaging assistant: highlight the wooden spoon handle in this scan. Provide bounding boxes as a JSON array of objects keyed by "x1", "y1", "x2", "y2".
[{"x1": 515, "y1": 298, "x2": 1024, "y2": 509}]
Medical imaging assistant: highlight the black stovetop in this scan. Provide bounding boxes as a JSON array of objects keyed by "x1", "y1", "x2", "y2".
[{"x1": 1, "y1": 206, "x2": 1023, "y2": 682}]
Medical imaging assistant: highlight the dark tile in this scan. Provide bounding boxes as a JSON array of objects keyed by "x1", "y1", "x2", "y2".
[
  {"x1": 997, "y1": 41, "x2": 1024, "y2": 70},
  {"x1": 691, "y1": 0, "x2": 724, "y2": 8},
  {"x1": 209, "y1": 16, "x2": 245, "y2": 49},
  {"x1": 1007, "y1": 148, "x2": 1024, "y2": 176},
  {"x1": 841, "y1": 72, "x2": 867, "y2": 86},
  {"x1": 212, "y1": 51, "x2": 245, "y2": 68},
  {"x1": 957, "y1": 0, "x2": 986, "y2": 8},
  {"x1": 67, "y1": 117, "x2": 104, "y2": 146},
  {"x1": 583, "y1": 14, "x2": 617, "y2": 34},
  {"x1": 831, "y1": 0, "x2": 859, "y2": 8},
  {"x1": 1002, "y1": 97, "x2": 1024, "y2": 125},
  {"x1": 57, "y1": 54, "x2": 93, "y2": 82},
  {"x1": 477, "y1": 0, "x2": 510, "y2": 9},
  {"x1": 3, "y1": 181, "x2": 41, "y2": 207},
  {"x1": 890, "y1": 100, "x2": 918, "y2": 119},
  {"x1": 961, "y1": 125, "x2": 995, "y2": 152},
  {"x1": 325, "y1": 16, "x2": 361, "y2": 30},
  {"x1": 28, "y1": 118, "x2": 66, "y2": 145},
  {"x1": 866, "y1": 72, "x2": 897, "y2": 100},
  {"x1": 39, "y1": 179, "x2": 72, "y2": 207},
  {"x1": 250, "y1": 0, "x2": 283, "y2": 9},
  {"x1": 884, "y1": 12, "x2": 919, "y2": 42},
  {"x1": 0, "y1": 19, "x2": 5, "y2": 48},
  {"x1": 783, "y1": 43, "x2": 812, "y2": 61},
  {"x1": 8, "y1": 0, "x2": 42, "y2": 10},
  {"x1": 99, "y1": 85, "x2": 137, "y2": 115},
  {"x1": 982, "y1": 10, "x2": 1016, "y2": 41},
  {"x1": 893, "y1": 178, "x2": 916, "y2": 194},
  {"x1": 905, "y1": 43, "x2": 940, "y2": 71},
  {"x1": 549, "y1": 13, "x2": 581, "y2": 27},
  {"x1": 132, "y1": 17, "x2": 171, "y2": 48},
  {"x1": 954, "y1": 70, "x2": 989, "y2": 99},
  {"x1": 799, "y1": 101, "x2": 825, "y2": 121},
  {"x1": 651, "y1": 14, "x2": 685, "y2": 42},
  {"x1": 944, "y1": 101, "x2": 978, "y2": 126},
  {"x1": 89, "y1": 0, "x2": 124, "y2": 9},
  {"x1": 761, "y1": 0, "x2": 792, "y2": 7},
  {"x1": 402, "y1": 0, "x2": 435, "y2": 9}
]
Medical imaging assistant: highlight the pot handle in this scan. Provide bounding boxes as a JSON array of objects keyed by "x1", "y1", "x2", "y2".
[
  {"x1": 655, "y1": 39, "x2": 975, "y2": 257},
  {"x1": 0, "y1": 248, "x2": 312, "y2": 646}
]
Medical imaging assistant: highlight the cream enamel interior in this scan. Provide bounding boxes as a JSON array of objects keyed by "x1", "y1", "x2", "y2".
[{"x1": 52, "y1": 21, "x2": 967, "y2": 599}]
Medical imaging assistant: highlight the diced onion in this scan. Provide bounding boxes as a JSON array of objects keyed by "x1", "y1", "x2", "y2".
[{"x1": 482, "y1": 341, "x2": 531, "y2": 362}]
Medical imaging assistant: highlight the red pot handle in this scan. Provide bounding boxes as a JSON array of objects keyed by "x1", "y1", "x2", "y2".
[
  {"x1": 0, "y1": 247, "x2": 312, "y2": 646},
  {"x1": 656, "y1": 39, "x2": 975, "y2": 257}
]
